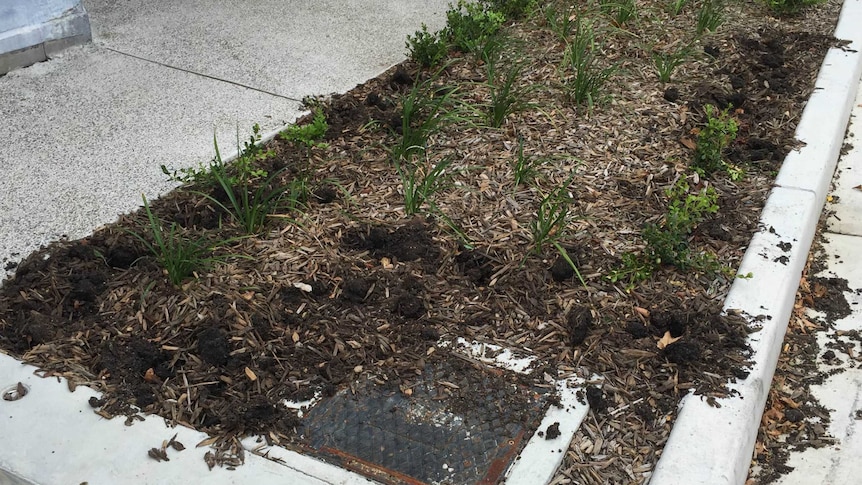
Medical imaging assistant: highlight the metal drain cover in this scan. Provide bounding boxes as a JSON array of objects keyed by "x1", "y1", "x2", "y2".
[{"x1": 298, "y1": 359, "x2": 552, "y2": 484}]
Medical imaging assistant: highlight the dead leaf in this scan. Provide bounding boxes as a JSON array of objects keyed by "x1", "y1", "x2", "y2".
[
  {"x1": 244, "y1": 367, "x2": 258, "y2": 381},
  {"x1": 291, "y1": 331, "x2": 300, "y2": 343},
  {"x1": 680, "y1": 137, "x2": 697, "y2": 150},
  {"x1": 634, "y1": 307, "x2": 650, "y2": 318},
  {"x1": 144, "y1": 368, "x2": 159, "y2": 383},
  {"x1": 853, "y1": 185, "x2": 862, "y2": 191},
  {"x1": 293, "y1": 282, "x2": 313, "y2": 293},
  {"x1": 197, "y1": 436, "x2": 219, "y2": 448},
  {"x1": 381, "y1": 257, "x2": 393, "y2": 269},
  {"x1": 657, "y1": 331, "x2": 682, "y2": 350}
]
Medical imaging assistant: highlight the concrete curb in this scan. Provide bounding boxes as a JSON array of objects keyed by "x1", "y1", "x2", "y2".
[{"x1": 650, "y1": 1, "x2": 862, "y2": 484}]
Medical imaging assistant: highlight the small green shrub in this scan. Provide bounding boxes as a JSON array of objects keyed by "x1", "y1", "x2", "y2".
[
  {"x1": 406, "y1": 24, "x2": 448, "y2": 68},
  {"x1": 643, "y1": 179, "x2": 718, "y2": 268},
  {"x1": 280, "y1": 109, "x2": 328, "y2": 148},
  {"x1": 445, "y1": 0, "x2": 506, "y2": 53},
  {"x1": 763, "y1": 0, "x2": 825, "y2": 15},
  {"x1": 695, "y1": 0, "x2": 724, "y2": 35},
  {"x1": 484, "y1": 0, "x2": 536, "y2": 19},
  {"x1": 693, "y1": 104, "x2": 738, "y2": 177}
]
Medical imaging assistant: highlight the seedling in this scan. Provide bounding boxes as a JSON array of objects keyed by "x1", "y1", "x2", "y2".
[
  {"x1": 600, "y1": 0, "x2": 638, "y2": 28},
  {"x1": 529, "y1": 177, "x2": 574, "y2": 255},
  {"x1": 652, "y1": 44, "x2": 692, "y2": 83},
  {"x1": 484, "y1": 50, "x2": 533, "y2": 128},
  {"x1": 391, "y1": 67, "x2": 463, "y2": 162},
  {"x1": 129, "y1": 195, "x2": 229, "y2": 286},
  {"x1": 512, "y1": 137, "x2": 544, "y2": 189},
  {"x1": 543, "y1": 4, "x2": 576, "y2": 42},
  {"x1": 668, "y1": 0, "x2": 690, "y2": 15}
]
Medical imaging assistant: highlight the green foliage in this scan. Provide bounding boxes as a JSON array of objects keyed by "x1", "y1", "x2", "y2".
[
  {"x1": 484, "y1": 50, "x2": 533, "y2": 128},
  {"x1": 484, "y1": 0, "x2": 536, "y2": 19},
  {"x1": 543, "y1": 4, "x2": 576, "y2": 42},
  {"x1": 280, "y1": 109, "x2": 328, "y2": 148},
  {"x1": 512, "y1": 137, "x2": 544, "y2": 189},
  {"x1": 668, "y1": 0, "x2": 690, "y2": 15},
  {"x1": 695, "y1": 0, "x2": 724, "y2": 35},
  {"x1": 198, "y1": 135, "x2": 299, "y2": 234},
  {"x1": 395, "y1": 156, "x2": 455, "y2": 215},
  {"x1": 529, "y1": 178, "x2": 574, "y2": 255},
  {"x1": 762, "y1": 0, "x2": 824, "y2": 15},
  {"x1": 608, "y1": 252, "x2": 655, "y2": 288},
  {"x1": 600, "y1": 0, "x2": 638, "y2": 27},
  {"x1": 406, "y1": 24, "x2": 449, "y2": 68},
  {"x1": 693, "y1": 104, "x2": 739, "y2": 177},
  {"x1": 562, "y1": 18, "x2": 615, "y2": 106},
  {"x1": 391, "y1": 68, "x2": 462, "y2": 162},
  {"x1": 161, "y1": 124, "x2": 271, "y2": 187},
  {"x1": 643, "y1": 180, "x2": 719, "y2": 268},
  {"x1": 129, "y1": 195, "x2": 227, "y2": 286},
  {"x1": 445, "y1": 0, "x2": 506, "y2": 53},
  {"x1": 652, "y1": 44, "x2": 692, "y2": 83}
]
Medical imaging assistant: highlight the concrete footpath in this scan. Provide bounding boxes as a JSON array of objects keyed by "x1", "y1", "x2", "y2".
[{"x1": 0, "y1": 0, "x2": 449, "y2": 275}]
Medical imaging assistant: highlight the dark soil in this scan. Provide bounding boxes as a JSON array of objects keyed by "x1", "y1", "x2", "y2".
[{"x1": 0, "y1": 0, "x2": 844, "y2": 482}]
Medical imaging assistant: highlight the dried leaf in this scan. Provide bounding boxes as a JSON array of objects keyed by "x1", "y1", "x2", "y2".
[
  {"x1": 244, "y1": 367, "x2": 258, "y2": 381},
  {"x1": 292, "y1": 331, "x2": 300, "y2": 343},
  {"x1": 293, "y1": 282, "x2": 313, "y2": 293},
  {"x1": 657, "y1": 331, "x2": 682, "y2": 350},
  {"x1": 196, "y1": 436, "x2": 219, "y2": 448},
  {"x1": 380, "y1": 257, "x2": 393, "y2": 269},
  {"x1": 144, "y1": 367, "x2": 159, "y2": 383}
]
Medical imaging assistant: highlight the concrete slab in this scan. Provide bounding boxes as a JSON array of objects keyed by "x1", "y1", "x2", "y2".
[
  {"x1": 773, "y1": 232, "x2": 862, "y2": 485},
  {"x1": 83, "y1": 0, "x2": 450, "y2": 99},
  {"x1": 826, "y1": 85, "x2": 862, "y2": 237},
  {"x1": 0, "y1": 44, "x2": 300, "y2": 272}
]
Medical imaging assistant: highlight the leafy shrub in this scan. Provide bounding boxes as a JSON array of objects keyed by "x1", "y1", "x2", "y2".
[
  {"x1": 643, "y1": 180, "x2": 718, "y2": 268},
  {"x1": 407, "y1": 24, "x2": 448, "y2": 68},
  {"x1": 693, "y1": 104, "x2": 738, "y2": 177},
  {"x1": 280, "y1": 109, "x2": 328, "y2": 148},
  {"x1": 445, "y1": 0, "x2": 505, "y2": 53},
  {"x1": 484, "y1": 0, "x2": 536, "y2": 19}
]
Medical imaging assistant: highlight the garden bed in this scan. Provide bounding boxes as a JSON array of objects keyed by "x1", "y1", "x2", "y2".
[{"x1": 0, "y1": 0, "x2": 844, "y2": 482}]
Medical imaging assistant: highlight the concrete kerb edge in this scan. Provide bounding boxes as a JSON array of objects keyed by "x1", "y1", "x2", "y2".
[{"x1": 650, "y1": 1, "x2": 862, "y2": 484}]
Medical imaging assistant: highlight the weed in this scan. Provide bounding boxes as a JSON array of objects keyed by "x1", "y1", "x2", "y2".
[
  {"x1": 651, "y1": 44, "x2": 692, "y2": 83},
  {"x1": 762, "y1": 0, "x2": 825, "y2": 15},
  {"x1": 600, "y1": 0, "x2": 638, "y2": 27},
  {"x1": 391, "y1": 67, "x2": 462, "y2": 162},
  {"x1": 562, "y1": 18, "x2": 616, "y2": 106},
  {"x1": 695, "y1": 0, "x2": 724, "y2": 35},
  {"x1": 529, "y1": 178, "x2": 573, "y2": 255},
  {"x1": 608, "y1": 252, "x2": 655, "y2": 288},
  {"x1": 280, "y1": 109, "x2": 328, "y2": 148},
  {"x1": 692, "y1": 104, "x2": 738, "y2": 177},
  {"x1": 406, "y1": 24, "x2": 449, "y2": 68},
  {"x1": 395, "y1": 155, "x2": 455, "y2": 215},
  {"x1": 445, "y1": 0, "x2": 505, "y2": 54},
  {"x1": 484, "y1": 51, "x2": 533, "y2": 128},
  {"x1": 129, "y1": 195, "x2": 227, "y2": 286}
]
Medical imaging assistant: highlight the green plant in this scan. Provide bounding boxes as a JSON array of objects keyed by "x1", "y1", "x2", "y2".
[
  {"x1": 391, "y1": 67, "x2": 462, "y2": 162},
  {"x1": 668, "y1": 0, "x2": 690, "y2": 15},
  {"x1": 512, "y1": 137, "x2": 544, "y2": 189},
  {"x1": 695, "y1": 0, "x2": 724, "y2": 35},
  {"x1": 161, "y1": 124, "x2": 271, "y2": 186},
  {"x1": 762, "y1": 0, "x2": 824, "y2": 15},
  {"x1": 484, "y1": 51, "x2": 532, "y2": 128},
  {"x1": 642, "y1": 179, "x2": 719, "y2": 268},
  {"x1": 280, "y1": 109, "x2": 329, "y2": 148},
  {"x1": 693, "y1": 104, "x2": 739, "y2": 177},
  {"x1": 406, "y1": 24, "x2": 449, "y2": 68},
  {"x1": 652, "y1": 44, "x2": 692, "y2": 83},
  {"x1": 600, "y1": 0, "x2": 638, "y2": 27},
  {"x1": 445, "y1": 0, "x2": 506, "y2": 53},
  {"x1": 543, "y1": 4, "x2": 576, "y2": 42},
  {"x1": 395, "y1": 155, "x2": 455, "y2": 215},
  {"x1": 608, "y1": 252, "x2": 655, "y2": 288},
  {"x1": 198, "y1": 135, "x2": 298, "y2": 234},
  {"x1": 562, "y1": 18, "x2": 616, "y2": 106},
  {"x1": 129, "y1": 195, "x2": 228, "y2": 286},
  {"x1": 529, "y1": 179, "x2": 573, "y2": 255},
  {"x1": 484, "y1": 0, "x2": 536, "y2": 19}
]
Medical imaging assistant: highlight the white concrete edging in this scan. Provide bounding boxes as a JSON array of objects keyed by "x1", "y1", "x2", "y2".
[{"x1": 651, "y1": 1, "x2": 862, "y2": 484}]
